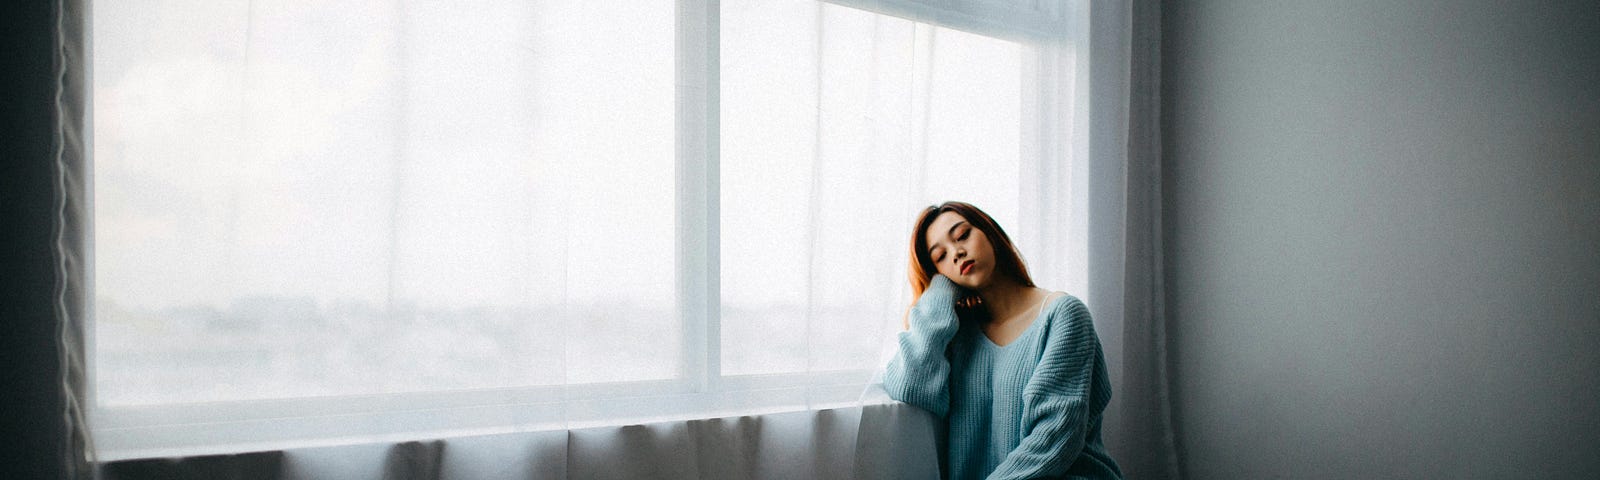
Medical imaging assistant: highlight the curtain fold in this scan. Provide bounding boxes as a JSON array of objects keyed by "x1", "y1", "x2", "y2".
[
  {"x1": 1087, "y1": 0, "x2": 1179, "y2": 478},
  {"x1": 98, "y1": 402, "x2": 940, "y2": 480}
]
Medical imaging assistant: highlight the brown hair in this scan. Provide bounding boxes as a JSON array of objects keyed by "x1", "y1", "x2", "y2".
[{"x1": 903, "y1": 201, "x2": 1034, "y2": 327}]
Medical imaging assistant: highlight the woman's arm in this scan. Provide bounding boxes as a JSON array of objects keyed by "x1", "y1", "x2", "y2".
[
  {"x1": 987, "y1": 297, "x2": 1106, "y2": 479},
  {"x1": 882, "y1": 274, "x2": 963, "y2": 418}
]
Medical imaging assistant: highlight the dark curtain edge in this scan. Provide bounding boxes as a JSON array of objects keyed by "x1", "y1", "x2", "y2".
[
  {"x1": 1114, "y1": 0, "x2": 1182, "y2": 477},
  {"x1": 1127, "y1": 0, "x2": 1182, "y2": 477},
  {"x1": 53, "y1": 0, "x2": 96, "y2": 477}
]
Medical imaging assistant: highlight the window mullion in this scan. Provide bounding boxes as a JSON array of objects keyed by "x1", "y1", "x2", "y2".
[{"x1": 675, "y1": 0, "x2": 720, "y2": 393}]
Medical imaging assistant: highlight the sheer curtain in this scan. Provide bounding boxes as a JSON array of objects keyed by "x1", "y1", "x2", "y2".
[
  {"x1": 92, "y1": 0, "x2": 679, "y2": 406},
  {"x1": 91, "y1": 1, "x2": 686, "y2": 457},
  {"x1": 60, "y1": 0, "x2": 1179, "y2": 476},
  {"x1": 719, "y1": 0, "x2": 1078, "y2": 379},
  {"x1": 80, "y1": 0, "x2": 1087, "y2": 462}
]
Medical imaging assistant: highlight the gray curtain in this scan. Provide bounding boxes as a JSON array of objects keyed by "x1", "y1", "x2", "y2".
[{"x1": 1088, "y1": 0, "x2": 1181, "y2": 478}]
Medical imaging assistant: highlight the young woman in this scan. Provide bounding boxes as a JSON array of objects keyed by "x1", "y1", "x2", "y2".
[{"x1": 884, "y1": 201, "x2": 1122, "y2": 479}]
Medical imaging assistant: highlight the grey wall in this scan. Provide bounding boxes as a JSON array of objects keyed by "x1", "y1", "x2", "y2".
[{"x1": 1162, "y1": 1, "x2": 1600, "y2": 478}]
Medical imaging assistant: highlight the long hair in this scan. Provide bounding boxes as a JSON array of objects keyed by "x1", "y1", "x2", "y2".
[{"x1": 904, "y1": 201, "x2": 1034, "y2": 327}]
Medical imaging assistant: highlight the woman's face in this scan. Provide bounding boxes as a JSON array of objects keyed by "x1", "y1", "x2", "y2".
[{"x1": 923, "y1": 211, "x2": 997, "y2": 290}]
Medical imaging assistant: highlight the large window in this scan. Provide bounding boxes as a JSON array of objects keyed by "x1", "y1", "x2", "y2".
[{"x1": 91, "y1": 0, "x2": 1083, "y2": 459}]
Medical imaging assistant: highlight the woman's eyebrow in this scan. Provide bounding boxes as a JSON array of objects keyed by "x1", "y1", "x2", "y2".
[{"x1": 946, "y1": 221, "x2": 967, "y2": 239}]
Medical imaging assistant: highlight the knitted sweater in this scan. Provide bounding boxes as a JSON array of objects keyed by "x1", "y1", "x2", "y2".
[{"x1": 884, "y1": 275, "x2": 1122, "y2": 479}]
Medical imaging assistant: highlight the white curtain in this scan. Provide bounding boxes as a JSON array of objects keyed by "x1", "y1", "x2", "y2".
[
  {"x1": 92, "y1": 0, "x2": 680, "y2": 406},
  {"x1": 62, "y1": 0, "x2": 1180, "y2": 477},
  {"x1": 81, "y1": 0, "x2": 1094, "y2": 463},
  {"x1": 719, "y1": 0, "x2": 1078, "y2": 377}
]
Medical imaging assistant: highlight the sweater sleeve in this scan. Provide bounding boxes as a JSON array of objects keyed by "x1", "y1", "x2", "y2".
[
  {"x1": 881, "y1": 274, "x2": 962, "y2": 418},
  {"x1": 988, "y1": 297, "x2": 1104, "y2": 480}
]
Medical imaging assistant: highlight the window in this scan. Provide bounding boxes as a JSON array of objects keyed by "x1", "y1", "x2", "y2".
[{"x1": 90, "y1": 0, "x2": 1085, "y2": 459}]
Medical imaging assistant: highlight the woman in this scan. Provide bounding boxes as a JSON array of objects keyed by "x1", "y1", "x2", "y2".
[{"x1": 884, "y1": 201, "x2": 1122, "y2": 479}]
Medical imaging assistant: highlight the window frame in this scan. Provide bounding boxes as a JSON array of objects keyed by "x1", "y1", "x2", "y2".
[{"x1": 89, "y1": 0, "x2": 1084, "y2": 461}]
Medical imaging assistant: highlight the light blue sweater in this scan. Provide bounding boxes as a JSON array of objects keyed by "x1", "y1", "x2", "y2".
[{"x1": 884, "y1": 275, "x2": 1122, "y2": 479}]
